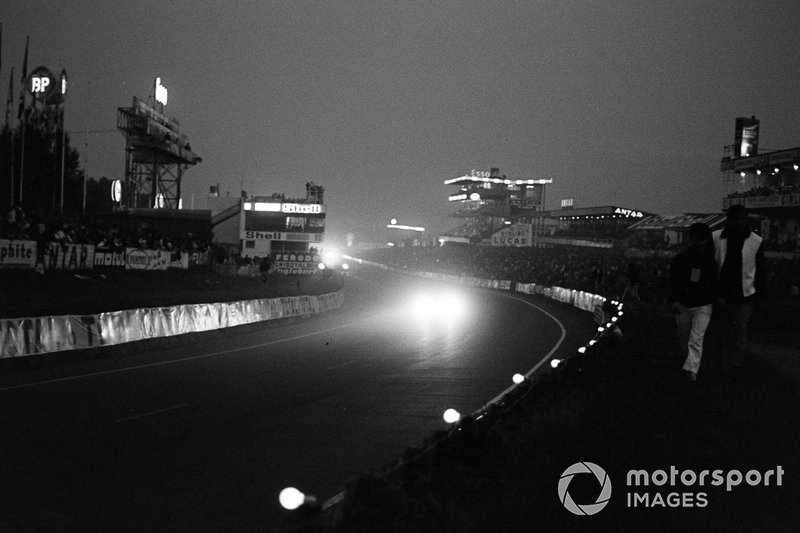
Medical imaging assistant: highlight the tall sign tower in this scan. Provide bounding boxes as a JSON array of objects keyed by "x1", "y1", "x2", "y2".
[{"x1": 116, "y1": 78, "x2": 201, "y2": 209}]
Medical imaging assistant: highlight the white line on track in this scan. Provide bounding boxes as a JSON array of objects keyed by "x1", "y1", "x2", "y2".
[
  {"x1": 482, "y1": 292, "x2": 567, "y2": 408},
  {"x1": 114, "y1": 403, "x2": 188, "y2": 423},
  {"x1": 326, "y1": 360, "x2": 357, "y2": 370},
  {"x1": 0, "y1": 322, "x2": 357, "y2": 392}
]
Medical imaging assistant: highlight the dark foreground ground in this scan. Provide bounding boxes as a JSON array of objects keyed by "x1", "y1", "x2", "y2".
[
  {"x1": 283, "y1": 299, "x2": 800, "y2": 532},
  {"x1": 2, "y1": 269, "x2": 798, "y2": 532}
]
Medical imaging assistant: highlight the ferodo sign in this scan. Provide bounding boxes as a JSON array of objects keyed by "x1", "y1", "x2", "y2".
[{"x1": 125, "y1": 248, "x2": 170, "y2": 270}]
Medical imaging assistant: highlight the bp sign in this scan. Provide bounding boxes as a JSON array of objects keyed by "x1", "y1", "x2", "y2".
[{"x1": 27, "y1": 66, "x2": 65, "y2": 105}]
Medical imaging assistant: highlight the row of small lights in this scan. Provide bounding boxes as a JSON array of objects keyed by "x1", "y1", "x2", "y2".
[
  {"x1": 740, "y1": 164, "x2": 800, "y2": 177},
  {"x1": 551, "y1": 297, "x2": 624, "y2": 370},
  {"x1": 279, "y1": 295, "x2": 625, "y2": 511}
]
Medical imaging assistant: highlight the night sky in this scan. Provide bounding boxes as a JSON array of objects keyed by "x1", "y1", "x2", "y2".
[{"x1": 4, "y1": 1, "x2": 800, "y2": 244}]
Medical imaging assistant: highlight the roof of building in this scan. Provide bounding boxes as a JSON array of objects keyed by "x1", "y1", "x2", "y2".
[{"x1": 627, "y1": 213, "x2": 727, "y2": 232}]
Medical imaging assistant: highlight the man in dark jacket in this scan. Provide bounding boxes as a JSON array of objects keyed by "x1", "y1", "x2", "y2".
[
  {"x1": 669, "y1": 223, "x2": 717, "y2": 381},
  {"x1": 712, "y1": 205, "x2": 765, "y2": 378}
]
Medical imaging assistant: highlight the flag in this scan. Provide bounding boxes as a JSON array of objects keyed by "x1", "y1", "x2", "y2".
[
  {"x1": 5, "y1": 67, "x2": 12, "y2": 127},
  {"x1": 18, "y1": 35, "x2": 28, "y2": 121}
]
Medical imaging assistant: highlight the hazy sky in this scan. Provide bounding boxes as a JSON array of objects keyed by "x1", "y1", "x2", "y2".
[{"x1": 4, "y1": 1, "x2": 800, "y2": 243}]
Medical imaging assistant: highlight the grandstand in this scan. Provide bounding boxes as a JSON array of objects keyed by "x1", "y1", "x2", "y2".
[
  {"x1": 721, "y1": 116, "x2": 800, "y2": 254},
  {"x1": 440, "y1": 168, "x2": 551, "y2": 244}
]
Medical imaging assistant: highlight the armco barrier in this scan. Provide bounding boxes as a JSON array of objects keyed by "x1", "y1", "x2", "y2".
[
  {"x1": 345, "y1": 255, "x2": 605, "y2": 312},
  {"x1": 0, "y1": 289, "x2": 345, "y2": 359}
]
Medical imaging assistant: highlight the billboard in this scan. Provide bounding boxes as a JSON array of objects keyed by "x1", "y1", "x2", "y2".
[
  {"x1": 491, "y1": 223, "x2": 532, "y2": 247},
  {"x1": 735, "y1": 116, "x2": 759, "y2": 157}
]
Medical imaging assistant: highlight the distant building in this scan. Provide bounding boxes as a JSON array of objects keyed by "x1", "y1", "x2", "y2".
[
  {"x1": 441, "y1": 167, "x2": 551, "y2": 244},
  {"x1": 240, "y1": 182, "x2": 326, "y2": 258},
  {"x1": 530, "y1": 205, "x2": 654, "y2": 249},
  {"x1": 721, "y1": 116, "x2": 800, "y2": 254}
]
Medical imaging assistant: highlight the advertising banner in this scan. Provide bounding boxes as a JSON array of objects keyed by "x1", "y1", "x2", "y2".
[
  {"x1": 243, "y1": 230, "x2": 325, "y2": 243},
  {"x1": 167, "y1": 250, "x2": 189, "y2": 270},
  {"x1": 491, "y1": 223, "x2": 532, "y2": 247},
  {"x1": 271, "y1": 252, "x2": 321, "y2": 275},
  {"x1": 44, "y1": 243, "x2": 95, "y2": 271},
  {"x1": 124, "y1": 248, "x2": 170, "y2": 270},
  {"x1": 734, "y1": 116, "x2": 759, "y2": 157},
  {"x1": 0, "y1": 240, "x2": 37, "y2": 268},
  {"x1": 93, "y1": 248, "x2": 126, "y2": 268}
]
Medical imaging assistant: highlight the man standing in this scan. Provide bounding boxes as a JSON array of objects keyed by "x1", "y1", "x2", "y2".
[
  {"x1": 712, "y1": 205, "x2": 765, "y2": 379},
  {"x1": 669, "y1": 223, "x2": 717, "y2": 382}
]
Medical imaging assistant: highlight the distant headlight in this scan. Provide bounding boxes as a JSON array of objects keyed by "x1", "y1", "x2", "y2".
[{"x1": 408, "y1": 289, "x2": 468, "y2": 321}]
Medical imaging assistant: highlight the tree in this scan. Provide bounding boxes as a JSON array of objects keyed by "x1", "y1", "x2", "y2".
[{"x1": 0, "y1": 119, "x2": 84, "y2": 218}]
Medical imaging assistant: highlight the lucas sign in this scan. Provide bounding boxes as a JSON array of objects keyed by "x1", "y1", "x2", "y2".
[{"x1": 491, "y1": 223, "x2": 532, "y2": 247}]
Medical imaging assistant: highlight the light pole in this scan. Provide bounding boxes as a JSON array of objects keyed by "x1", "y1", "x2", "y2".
[{"x1": 59, "y1": 69, "x2": 68, "y2": 214}]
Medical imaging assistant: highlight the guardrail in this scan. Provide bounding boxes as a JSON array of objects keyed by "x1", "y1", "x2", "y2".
[{"x1": 0, "y1": 289, "x2": 345, "y2": 359}]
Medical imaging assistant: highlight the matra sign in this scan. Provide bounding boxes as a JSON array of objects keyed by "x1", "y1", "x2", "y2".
[
  {"x1": 615, "y1": 208, "x2": 644, "y2": 218},
  {"x1": 282, "y1": 203, "x2": 322, "y2": 214}
]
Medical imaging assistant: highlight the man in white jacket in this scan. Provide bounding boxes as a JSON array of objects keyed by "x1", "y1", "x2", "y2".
[{"x1": 712, "y1": 205, "x2": 765, "y2": 379}]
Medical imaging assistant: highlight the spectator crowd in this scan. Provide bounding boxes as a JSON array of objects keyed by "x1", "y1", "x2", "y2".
[
  {"x1": 2, "y1": 204, "x2": 212, "y2": 256},
  {"x1": 365, "y1": 241, "x2": 799, "y2": 304}
]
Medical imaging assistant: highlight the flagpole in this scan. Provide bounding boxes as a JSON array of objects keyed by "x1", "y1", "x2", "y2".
[
  {"x1": 60, "y1": 105, "x2": 65, "y2": 214},
  {"x1": 59, "y1": 69, "x2": 67, "y2": 214},
  {"x1": 18, "y1": 36, "x2": 29, "y2": 206},
  {"x1": 19, "y1": 114, "x2": 25, "y2": 204},
  {"x1": 7, "y1": 68, "x2": 14, "y2": 205}
]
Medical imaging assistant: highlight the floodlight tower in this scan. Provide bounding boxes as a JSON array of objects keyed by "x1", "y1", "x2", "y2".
[{"x1": 116, "y1": 78, "x2": 201, "y2": 209}]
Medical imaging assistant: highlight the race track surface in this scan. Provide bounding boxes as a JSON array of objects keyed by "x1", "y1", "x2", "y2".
[{"x1": 0, "y1": 264, "x2": 595, "y2": 531}]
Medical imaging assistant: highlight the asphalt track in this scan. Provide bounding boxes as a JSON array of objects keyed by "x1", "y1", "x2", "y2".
[{"x1": 0, "y1": 263, "x2": 596, "y2": 531}]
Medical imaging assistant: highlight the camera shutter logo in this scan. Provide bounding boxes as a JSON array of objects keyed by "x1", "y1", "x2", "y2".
[{"x1": 558, "y1": 462, "x2": 612, "y2": 515}]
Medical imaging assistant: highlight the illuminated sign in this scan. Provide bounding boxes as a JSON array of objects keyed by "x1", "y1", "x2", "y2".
[
  {"x1": 27, "y1": 66, "x2": 59, "y2": 100},
  {"x1": 561, "y1": 198, "x2": 574, "y2": 208},
  {"x1": 111, "y1": 180, "x2": 122, "y2": 202},
  {"x1": 243, "y1": 231, "x2": 324, "y2": 243},
  {"x1": 449, "y1": 194, "x2": 467, "y2": 202},
  {"x1": 282, "y1": 203, "x2": 323, "y2": 214},
  {"x1": 243, "y1": 202, "x2": 324, "y2": 214},
  {"x1": 614, "y1": 208, "x2": 644, "y2": 218},
  {"x1": 155, "y1": 77, "x2": 168, "y2": 106},
  {"x1": 31, "y1": 76, "x2": 51, "y2": 93},
  {"x1": 735, "y1": 116, "x2": 759, "y2": 157}
]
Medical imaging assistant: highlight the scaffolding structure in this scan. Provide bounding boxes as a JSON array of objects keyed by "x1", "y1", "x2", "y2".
[{"x1": 116, "y1": 97, "x2": 201, "y2": 209}]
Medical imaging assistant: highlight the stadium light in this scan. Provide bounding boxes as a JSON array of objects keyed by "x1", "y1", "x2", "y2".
[
  {"x1": 512, "y1": 373, "x2": 525, "y2": 384},
  {"x1": 443, "y1": 408, "x2": 461, "y2": 424},
  {"x1": 550, "y1": 358, "x2": 562, "y2": 369},
  {"x1": 279, "y1": 487, "x2": 317, "y2": 510}
]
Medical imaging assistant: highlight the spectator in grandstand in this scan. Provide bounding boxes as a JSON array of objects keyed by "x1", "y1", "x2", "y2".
[
  {"x1": 626, "y1": 261, "x2": 641, "y2": 302},
  {"x1": 712, "y1": 205, "x2": 765, "y2": 380},
  {"x1": 668, "y1": 223, "x2": 717, "y2": 382},
  {"x1": 259, "y1": 255, "x2": 272, "y2": 284}
]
